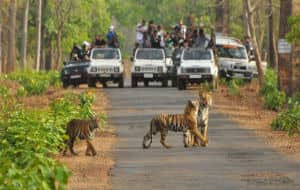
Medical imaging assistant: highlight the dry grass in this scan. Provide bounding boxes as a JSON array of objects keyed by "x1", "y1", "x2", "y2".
[{"x1": 212, "y1": 81, "x2": 300, "y2": 160}]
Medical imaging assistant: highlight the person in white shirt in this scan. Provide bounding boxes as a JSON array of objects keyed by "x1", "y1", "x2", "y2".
[{"x1": 136, "y1": 19, "x2": 147, "y2": 47}]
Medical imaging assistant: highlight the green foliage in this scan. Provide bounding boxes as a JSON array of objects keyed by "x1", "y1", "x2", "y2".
[
  {"x1": 220, "y1": 78, "x2": 244, "y2": 96},
  {"x1": 287, "y1": 15, "x2": 300, "y2": 44},
  {"x1": 272, "y1": 95, "x2": 300, "y2": 135},
  {"x1": 228, "y1": 79, "x2": 241, "y2": 96},
  {"x1": 260, "y1": 69, "x2": 286, "y2": 111},
  {"x1": 0, "y1": 84, "x2": 106, "y2": 189},
  {"x1": 2, "y1": 71, "x2": 61, "y2": 96}
]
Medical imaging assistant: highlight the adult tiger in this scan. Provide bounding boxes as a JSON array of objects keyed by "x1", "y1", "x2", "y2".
[
  {"x1": 63, "y1": 117, "x2": 99, "y2": 156},
  {"x1": 142, "y1": 100, "x2": 208, "y2": 149},
  {"x1": 183, "y1": 91, "x2": 212, "y2": 147}
]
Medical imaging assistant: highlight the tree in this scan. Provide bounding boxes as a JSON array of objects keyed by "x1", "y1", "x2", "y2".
[
  {"x1": 244, "y1": 0, "x2": 265, "y2": 87},
  {"x1": 35, "y1": 0, "x2": 42, "y2": 71},
  {"x1": 0, "y1": 21, "x2": 2, "y2": 74},
  {"x1": 267, "y1": 0, "x2": 278, "y2": 69},
  {"x1": 20, "y1": 0, "x2": 29, "y2": 70},
  {"x1": 7, "y1": 0, "x2": 16, "y2": 73}
]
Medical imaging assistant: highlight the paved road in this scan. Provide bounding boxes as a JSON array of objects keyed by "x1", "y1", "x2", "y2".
[{"x1": 105, "y1": 84, "x2": 300, "y2": 190}]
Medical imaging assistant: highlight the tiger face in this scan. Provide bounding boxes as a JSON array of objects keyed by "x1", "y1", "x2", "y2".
[
  {"x1": 198, "y1": 91, "x2": 212, "y2": 107},
  {"x1": 185, "y1": 100, "x2": 199, "y2": 117}
]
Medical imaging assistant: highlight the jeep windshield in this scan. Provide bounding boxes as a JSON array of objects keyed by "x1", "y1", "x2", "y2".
[
  {"x1": 216, "y1": 45, "x2": 247, "y2": 59},
  {"x1": 92, "y1": 49, "x2": 120, "y2": 59},
  {"x1": 136, "y1": 49, "x2": 164, "y2": 60},
  {"x1": 182, "y1": 49, "x2": 211, "y2": 60}
]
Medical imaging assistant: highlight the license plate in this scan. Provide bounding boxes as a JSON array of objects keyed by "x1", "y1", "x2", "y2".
[
  {"x1": 233, "y1": 73, "x2": 244, "y2": 78},
  {"x1": 70, "y1": 75, "x2": 81, "y2": 79},
  {"x1": 100, "y1": 74, "x2": 110, "y2": 77},
  {"x1": 190, "y1": 75, "x2": 202, "y2": 79},
  {"x1": 144, "y1": 73, "x2": 153, "y2": 78}
]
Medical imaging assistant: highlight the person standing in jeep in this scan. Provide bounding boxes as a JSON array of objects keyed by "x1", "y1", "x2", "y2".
[{"x1": 136, "y1": 19, "x2": 147, "y2": 47}]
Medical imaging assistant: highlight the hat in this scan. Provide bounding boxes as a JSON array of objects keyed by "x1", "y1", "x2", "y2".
[
  {"x1": 82, "y1": 41, "x2": 90, "y2": 47},
  {"x1": 109, "y1": 25, "x2": 114, "y2": 31}
]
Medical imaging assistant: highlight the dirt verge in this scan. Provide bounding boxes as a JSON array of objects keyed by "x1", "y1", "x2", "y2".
[{"x1": 213, "y1": 81, "x2": 300, "y2": 161}]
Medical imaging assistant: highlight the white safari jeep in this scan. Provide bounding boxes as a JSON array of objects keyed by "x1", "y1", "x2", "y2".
[
  {"x1": 131, "y1": 48, "x2": 168, "y2": 87},
  {"x1": 177, "y1": 48, "x2": 218, "y2": 90},
  {"x1": 216, "y1": 36, "x2": 258, "y2": 81},
  {"x1": 87, "y1": 48, "x2": 124, "y2": 88}
]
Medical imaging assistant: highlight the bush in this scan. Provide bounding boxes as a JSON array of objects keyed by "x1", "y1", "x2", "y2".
[
  {"x1": 0, "y1": 90, "x2": 106, "y2": 189},
  {"x1": 260, "y1": 69, "x2": 286, "y2": 111},
  {"x1": 272, "y1": 95, "x2": 300, "y2": 135},
  {"x1": 3, "y1": 71, "x2": 61, "y2": 96},
  {"x1": 228, "y1": 79, "x2": 242, "y2": 96}
]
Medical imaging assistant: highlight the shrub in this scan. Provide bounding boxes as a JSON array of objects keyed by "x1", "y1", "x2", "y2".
[
  {"x1": 228, "y1": 79, "x2": 241, "y2": 96},
  {"x1": 272, "y1": 96, "x2": 300, "y2": 135},
  {"x1": 260, "y1": 69, "x2": 286, "y2": 110},
  {"x1": 0, "y1": 90, "x2": 106, "y2": 189},
  {"x1": 3, "y1": 71, "x2": 61, "y2": 96}
]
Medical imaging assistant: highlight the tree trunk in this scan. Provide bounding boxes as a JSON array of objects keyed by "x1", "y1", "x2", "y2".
[
  {"x1": 267, "y1": 0, "x2": 277, "y2": 69},
  {"x1": 8, "y1": 0, "x2": 16, "y2": 73},
  {"x1": 20, "y1": 0, "x2": 29, "y2": 70},
  {"x1": 223, "y1": 0, "x2": 230, "y2": 35},
  {"x1": 291, "y1": 0, "x2": 300, "y2": 93},
  {"x1": 35, "y1": 0, "x2": 42, "y2": 71},
  {"x1": 215, "y1": 0, "x2": 224, "y2": 33},
  {"x1": 243, "y1": 0, "x2": 251, "y2": 37},
  {"x1": 245, "y1": 0, "x2": 265, "y2": 87},
  {"x1": 0, "y1": 22, "x2": 2, "y2": 75},
  {"x1": 55, "y1": 29, "x2": 62, "y2": 70},
  {"x1": 278, "y1": 0, "x2": 292, "y2": 94}
]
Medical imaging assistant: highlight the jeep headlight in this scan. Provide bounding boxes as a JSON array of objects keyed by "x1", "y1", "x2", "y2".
[
  {"x1": 135, "y1": 66, "x2": 140, "y2": 72},
  {"x1": 157, "y1": 66, "x2": 163, "y2": 73},
  {"x1": 181, "y1": 67, "x2": 186, "y2": 73},
  {"x1": 114, "y1": 67, "x2": 120, "y2": 72},
  {"x1": 63, "y1": 69, "x2": 70, "y2": 75}
]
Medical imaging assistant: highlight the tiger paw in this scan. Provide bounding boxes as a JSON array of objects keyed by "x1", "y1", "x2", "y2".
[{"x1": 201, "y1": 140, "x2": 208, "y2": 147}]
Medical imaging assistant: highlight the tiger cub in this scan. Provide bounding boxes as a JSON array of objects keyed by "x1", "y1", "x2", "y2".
[
  {"x1": 183, "y1": 91, "x2": 212, "y2": 147},
  {"x1": 142, "y1": 100, "x2": 208, "y2": 149},
  {"x1": 63, "y1": 118, "x2": 99, "y2": 156}
]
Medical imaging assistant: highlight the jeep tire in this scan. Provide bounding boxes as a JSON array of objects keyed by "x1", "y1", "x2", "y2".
[
  {"x1": 118, "y1": 77, "x2": 124, "y2": 88},
  {"x1": 177, "y1": 79, "x2": 186, "y2": 90},
  {"x1": 87, "y1": 78, "x2": 96, "y2": 88},
  {"x1": 162, "y1": 79, "x2": 168, "y2": 87},
  {"x1": 131, "y1": 77, "x2": 137, "y2": 88}
]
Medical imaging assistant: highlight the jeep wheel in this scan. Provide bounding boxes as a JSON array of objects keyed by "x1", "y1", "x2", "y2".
[
  {"x1": 177, "y1": 79, "x2": 186, "y2": 90},
  {"x1": 131, "y1": 77, "x2": 137, "y2": 88},
  {"x1": 87, "y1": 78, "x2": 96, "y2": 88},
  {"x1": 144, "y1": 80, "x2": 149, "y2": 87},
  {"x1": 118, "y1": 78, "x2": 124, "y2": 88},
  {"x1": 63, "y1": 82, "x2": 69, "y2": 89},
  {"x1": 162, "y1": 79, "x2": 168, "y2": 87},
  {"x1": 244, "y1": 78, "x2": 252, "y2": 83},
  {"x1": 172, "y1": 79, "x2": 177, "y2": 87}
]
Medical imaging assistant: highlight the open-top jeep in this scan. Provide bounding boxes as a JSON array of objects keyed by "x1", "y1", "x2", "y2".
[
  {"x1": 131, "y1": 48, "x2": 168, "y2": 87},
  {"x1": 177, "y1": 48, "x2": 218, "y2": 90},
  {"x1": 87, "y1": 48, "x2": 124, "y2": 88}
]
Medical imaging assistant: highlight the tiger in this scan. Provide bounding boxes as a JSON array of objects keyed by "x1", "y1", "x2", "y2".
[
  {"x1": 63, "y1": 117, "x2": 99, "y2": 156},
  {"x1": 142, "y1": 100, "x2": 208, "y2": 149},
  {"x1": 183, "y1": 90, "x2": 212, "y2": 147}
]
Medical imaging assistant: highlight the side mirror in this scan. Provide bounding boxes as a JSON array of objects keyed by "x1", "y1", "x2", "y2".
[
  {"x1": 63, "y1": 61, "x2": 67, "y2": 66},
  {"x1": 130, "y1": 57, "x2": 134, "y2": 62}
]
